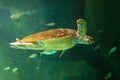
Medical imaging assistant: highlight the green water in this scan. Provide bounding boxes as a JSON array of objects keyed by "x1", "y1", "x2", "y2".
[{"x1": 0, "y1": 0, "x2": 120, "y2": 80}]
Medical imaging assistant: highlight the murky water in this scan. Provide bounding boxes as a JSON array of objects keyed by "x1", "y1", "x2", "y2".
[{"x1": 0, "y1": 0, "x2": 120, "y2": 80}]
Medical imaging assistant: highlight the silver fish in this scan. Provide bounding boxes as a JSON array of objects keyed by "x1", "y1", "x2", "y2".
[
  {"x1": 12, "y1": 67, "x2": 18, "y2": 73},
  {"x1": 28, "y1": 53, "x2": 37, "y2": 58},
  {"x1": 105, "y1": 72, "x2": 112, "y2": 80},
  {"x1": 94, "y1": 44, "x2": 101, "y2": 50},
  {"x1": 108, "y1": 46, "x2": 117, "y2": 55},
  {"x1": 4, "y1": 66, "x2": 10, "y2": 70},
  {"x1": 45, "y1": 22, "x2": 56, "y2": 26}
]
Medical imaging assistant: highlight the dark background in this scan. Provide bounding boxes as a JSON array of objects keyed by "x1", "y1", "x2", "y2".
[{"x1": 0, "y1": 0, "x2": 120, "y2": 80}]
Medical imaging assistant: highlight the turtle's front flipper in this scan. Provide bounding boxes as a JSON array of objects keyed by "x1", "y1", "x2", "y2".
[
  {"x1": 76, "y1": 19, "x2": 87, "y2": 37},
  {"x1": 40, "y1": 50, "x2": 57, "y2": 55}
]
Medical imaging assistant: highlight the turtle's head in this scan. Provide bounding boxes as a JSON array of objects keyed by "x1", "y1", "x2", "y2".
[{"x1": 76, "y1": 35, "x2": 94, "y2": 44}]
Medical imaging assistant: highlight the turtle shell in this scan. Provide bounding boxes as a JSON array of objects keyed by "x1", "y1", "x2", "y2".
[{"x1": 18, "y1": 28, "x2": 76, "y2": 43}]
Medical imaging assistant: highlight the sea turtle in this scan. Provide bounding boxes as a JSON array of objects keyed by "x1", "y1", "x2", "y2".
[{"x1": 10, "y1": 19, "x2": 94, "y2": 57}]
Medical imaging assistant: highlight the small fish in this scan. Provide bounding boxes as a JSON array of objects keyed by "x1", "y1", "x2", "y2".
[
  {"x1": 12, "y1": 67, "x2": 18, "y2": 73},
  {"x1": 108, "y1": 46, "x2": 117, "y2": 56},
  {"x1": 10, "y1": 10, "x2": 38, "y2": 19},
  {"x1": 45, "y1": 22, "x2": 56, "y2": 26},
  {"x1": 10, "y1": 12, "x2": 24, "y2": 19},
  {"x1": 28, "y1": 53, "x2": 37, "y2": 58},
  {"x1": 4, "y1": 66, "x2": 10, "y2": 70},
  {"x1": 40, "y1": 50, "x2": 57, "y2": 56},
  {"x1": 41, "y1": 50, "x2": 57, "y2": 55},
  {"x1": 94, "y1": 44, "x2": 101, "y2": 50},
  {"x1": 97, "y1": 29, "x2": 104, "y2": 34},
  {"x1": 105, "y1": 72, "x2": 112, "y2": 80},
  {"x1": 35, "y1": 66, "x2": 40, "y2": 70}
]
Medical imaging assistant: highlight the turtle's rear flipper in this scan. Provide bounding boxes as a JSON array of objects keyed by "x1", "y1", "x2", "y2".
[{"x1": 59, "y1": 50, "x2": 65, "y2": 58}]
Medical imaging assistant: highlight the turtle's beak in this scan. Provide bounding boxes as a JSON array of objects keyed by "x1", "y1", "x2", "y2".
[
  {"x1": 77, "y1": 35, "x2": 94, "y2": 44},
  {"x1": 88, "y1": 37, "x2": 95, "y2": 44},
  {"x1": 83, "y1": 35, "x2": 95, "y2": 44}
]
